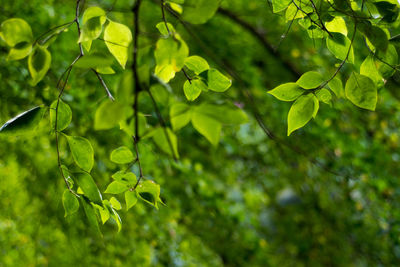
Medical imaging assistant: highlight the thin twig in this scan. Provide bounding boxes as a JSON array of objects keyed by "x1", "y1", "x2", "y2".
[{"x1": 92, "y1": 69, "x2": 115, "y2": 101}]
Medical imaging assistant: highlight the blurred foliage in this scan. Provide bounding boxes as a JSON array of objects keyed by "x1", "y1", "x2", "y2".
[{"x1": 1, "y1": 0, "x2": 400, "y2": 266}]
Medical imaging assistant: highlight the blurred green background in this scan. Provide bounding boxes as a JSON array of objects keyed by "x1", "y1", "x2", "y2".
[{"x1": 1, "y1": 0, "x2": 400, "y2": 266}]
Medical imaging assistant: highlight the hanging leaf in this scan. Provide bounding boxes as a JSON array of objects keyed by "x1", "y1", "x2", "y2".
[
  {"x1": 136, "y1": 180, "x2": 162, "y2": 208},
  {"x1": 170, "y1": 103, "x2": 192, "y2": 131},
  {"x1": 28, "y1": 46, "x2": 52, "y2": 86},
  {"x1": 75, "y1": 172, "x2": 102, "y2": 205},
  {"x1": 0, "y1": 18, "x2": 33, "y2": 47},
  {"x1": 50, "y1": 100, "x2": 72, "y2": 131},
  {"x1": 268, "y1": 83, "x2": 305, "y2": 101},
  {"x1": 184, "y1": 56, "x2": 210, "y2": 75},
  {"x1": 62, "y1": 189, "x2": 79, "y2": 217},
  {"x1": 151, "y1": 127, "x2": 179, "y2": 159},
  {"x1": 112, "y1": 171, "x2": 137, "y2": 184},
  {"x1": 345, "y1": 72, "x2": 377, "y2": 111},
  {"x1": 287, "y1": 94, "x2": 318, "y2": 136},
  {"x1": 110, "y1": 146, "x2": 134, "y2": 164},
  {"x1": 78, "y1": 7, "x2": 106, "y2": 44},
  {"x1": 104, "y1": 20, "x2": 132, "y2": 69},
  {"x1": 183, "y1": 79, "x2": 207, "y2": 101},
  {"x1": 154, "y1": 37, "x2": 189, "y2": 83},
  {"x1": 207, "y1": 69, "x2": 232, "y2": 92},
  {"x1": 296, "y1": 71, "x2": 324, "y2": 89},
  {"x1": 105, "y1": 181, "x2": 129, "y2": 194},
  {"x1": 66, "y1": 136, "x2": 94, "y2": 172},
  {"x1": 81, "y1": 198, "x2": 102, "y2": 236},
  {"x1": 94, "y1": 101, "x2": 127, "y2": 130},
  {"x1": 328, "y1": 77, "x2": 344, "y2": 98},
  {"x1": 109, "y1": 197, "x2": 122, "y2": 210},
  {"x1": 7, "y1": 42, "x2": 32, "y2": 61},
  {"x1": 0, "y1": 106, "x2": 44, "y2": 136},
  {"x1": 191, "y1": 109, "x2": 222, "y2": 146},
  {"x1": 125, "y1": 190, "x2": 138, "y2": 210},
  {"x1": 182, "y1": 0, "x2": 221, "y2": 24},
  {"x1": 271, "y1": 0, "x2": 291, "y2": 13},
  {"x1": 326, "y1": 33, "x2": 354, "y2": 63}
]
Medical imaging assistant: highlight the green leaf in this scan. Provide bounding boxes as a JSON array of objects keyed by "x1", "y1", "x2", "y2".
[
  {"x1": 78, "y1": 7, "x2": 106, "y2": 44},
  {"x1": 154, "y1": 37, "x2": 189, "y2": 83},
  {"x1": 191, "y1": 109, "x2": 222, "y2": 145},
  {"x1": 184, "y1": 56, "x2": 210, "y2": 74},
  {"x1": 325, "y1": 16, "x2": 348, "y2": 36},
  {"x1": 62, "y1": 190, "x2": 79, "y2": 217},
  {"x1": 0, "y1": 18, "x2": 33, "y2": 47},
  {"x1": 110, "y1": 146, "x2": 134, "y2": 164},
  {"x1": 98, "y1": 203, "x2": 110, "y2": 224},
  {"x1": 151, "y1": 127, "x2": 179, "y2": 159},
  {"x1": 182, "y1": 0, "x2": 221, "y2": 24},
  {"x1": 104, "y1": 20, "x2": 132, "y2": 69},
  {"x1": 328, "y1": 77, "x2": 343, "y2": 98},
  {"x1": 28, "y1": 46, "x2": 51, "y2": 86},
  {"x1": 125, "y1": 190, "x2": 138, "y2": 210},
  {"x1": 112, "y1": 171, "x2": 137, "y2": 184},
  {"x1": 272, "y1": 0, "x2": 291, "y2": 13},
  {"x1": 7, "y1": 42, "x2": 32, "y2": 61},
  {"x1": 360, "y1": 55, "x2": 383, "y2": 85},
  {"x1": 50, "y1": 100, "x2": 72, "y2": 131},
  {"x1": 207, "y1": 69, "x2": 232, "y2": 92},
  {"x1": 0, "y1": 106, "x2": 44, "y2": 136},
  {"x1": 297, "y1": 71, "x2": 324, "y2": 89},
  {"x1": 287, "y1": 94, "x2": 318, "y2": 136},
  {"x1": 376, "y1": 44, "x2": 398, "y2": 79},
  {"x1": 75, "y1": 172, "x2": 102, "y2": 205},
  {"x1": 316, "y1": 88, "x2": 332, "y2": 105},
  {"x1": 183, "y1": 79, "x2": 207, "y2": 101},
  {"x1": 193, "y1": 103, "x2": 248, "y2": 125},
  {"x1": 136, "y1": 180, "x2": 162, "y2": 208},
  {"x1": 268, "y1": 83, "x2": 305, "y2": 101},
  {"x1": 94, "y1": 101, "x2": 126, "y2": 130},
  {"x1": 326, "y1": 33, "x2": 354, "y2": 63},
  {"x1": 156, "y1": 22, "x2": 175, "y2": 36},
  {"x1": 74, "y1": 52, "x2": 114, "y2": 69},
  {"x1": 81, "y1": 198, "x2": 101, "y2": 236},
  {"x1": 66, "y1": 136, "x2": 94, "y2": 172},
  {"x1": 105, "y1": 181, "x2": 129, "y2": 194},
  {"x1": 345, "y1": 72, "x2": 377, "y2": 111},
  {"x1": 170, "y1": 103, "x2": 192, "y2": 131},
  {"x1": 109, "y1": 197, "x2": 122, "y2": 210}
]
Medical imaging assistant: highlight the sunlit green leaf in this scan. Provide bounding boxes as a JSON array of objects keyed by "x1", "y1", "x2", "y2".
[
  {"x1": 136, "y1": 180, "x2": 162, "y2": 208},
  {"x1": 0, "y1": 18, "x2": 33, "y2": 47},
  {"x1": 125, "y1": 190, "x2": 138, "y2": 210},
  {"x1": 75, "y1": 172, "x2": 102, "y2": 205},
  {"x1": 182, "y1": 0, "x2": 221, "y2": 24},
  {"x1": 326, "y1": 33, "x2": 354, "y2": 63},
  {"x1": 104, "y1": 20, "x2": 132, "y2": 69},
  {"x1": 170, "y1": 103, "x2": 192, "y2": 131},
  {"x1": 287, "y1": 94, "x2": 318, "y2": 136},
  {"x1": 28, "y1": 45, "x2": 51, "y2": 86},
  {"x1": 62, "y1": 189, "x2": 79, "y2": 217},
  {"x1": 183, "y1": 79, "x2": 207, "y2": 101},
  {"x1": 184, "y1": 56, "x2": 210, "y2": 75},
  {"x1": 105, "y1": 181, "x2": 129, "y2": 194},
  {"x1": 345, "y1": 72, "x2": 377, "y2": 111},
  {"x1": 110, "y1": 146, "x2": 134, "y2": 164},
  {"x1": 50, "y1": 100, "x2": 72, "y2": 131},
  {"x1": 207, "y1": 69, "x2": 231, "y2": 92},
  {"x1": 66, "y1": 136, "x2": 94, "y2": 172},
  {"x1": 297, "y1": 71, "x2": 324, "y2": 89}
]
